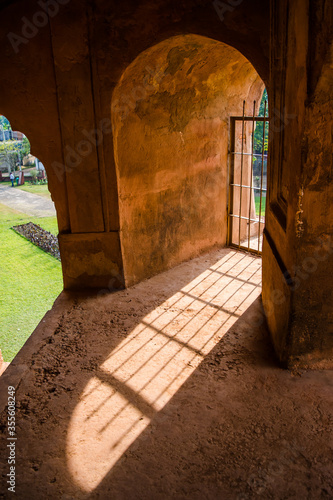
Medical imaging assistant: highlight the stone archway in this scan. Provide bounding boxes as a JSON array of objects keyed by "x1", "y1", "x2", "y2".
[
  {"x1": 0, "y1": 0, "x2": 330, "y2": 367},
  {"x1": 0, "y1": 0, "x2": 269, "y2": 292},
  {"x1": 112, "y1": 34, "x2": 264, "y2": 287}
]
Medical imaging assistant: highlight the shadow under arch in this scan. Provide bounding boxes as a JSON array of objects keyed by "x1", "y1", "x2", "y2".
[
  {"x1": 62, "y1": 248, "x2": 265, "y2": 495},
  {"x1": 111, "y1": 34, "x2": 265, "y2": 287},
  {"x1": 0, "y1": 246, "x2": 267, "y2": 497}
]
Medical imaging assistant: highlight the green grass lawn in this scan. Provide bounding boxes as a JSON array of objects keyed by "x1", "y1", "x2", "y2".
[
  {"x1": 0, "y1": 203, "x2": 62, "y2": 362},
  {"x1": 17, "y1": 183, "x2": 51, "y2": 200},
  {"x1": 254, "y1": 194, "x2": 266, "y2": 217}
]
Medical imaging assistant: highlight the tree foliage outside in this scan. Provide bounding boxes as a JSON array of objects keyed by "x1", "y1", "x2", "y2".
[
  {"x1": 0, "y1": 115, "x2": 11, "y2": 131},
  {"x1": 0, "y1": 115, "x2": 31, "y2": 173},
  {"x1": 253, "y1": 89, "x2": 269, "y2": 154},
  {"x1": 21, "y1": 136, "x2": 31, "y2": 158},
  {"x1": 0, "y1": 142, "x2": 20, "y2": 172},
  {"x1": 252, "y1": 89, "x2": 269, "y2": 181}
]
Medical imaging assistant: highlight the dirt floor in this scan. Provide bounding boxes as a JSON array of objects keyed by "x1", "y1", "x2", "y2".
[{"x1": 0, "y1": 247, "x2": 332, "y2": 499}]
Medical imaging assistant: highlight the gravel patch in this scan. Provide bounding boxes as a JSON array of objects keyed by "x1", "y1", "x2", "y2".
[{"x1": 12, "y1": 222, "x2": 60, "y2": 260}]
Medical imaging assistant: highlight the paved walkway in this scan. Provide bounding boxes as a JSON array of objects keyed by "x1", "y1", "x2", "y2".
[{"x1": 0, "y1": 183, "x2": 56, "y2": 217}]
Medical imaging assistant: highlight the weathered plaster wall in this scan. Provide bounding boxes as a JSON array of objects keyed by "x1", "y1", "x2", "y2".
[
  {"x1": 113, "y1": 35, "x2": 263, "y2": 286},
  {"x1": 0, "y1": 0, "x2": 269, "y2": 291}
]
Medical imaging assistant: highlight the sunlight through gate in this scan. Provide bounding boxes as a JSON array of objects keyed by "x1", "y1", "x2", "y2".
[{"x1": 228, "y1": 99, "x2": 269, "y2": 254}]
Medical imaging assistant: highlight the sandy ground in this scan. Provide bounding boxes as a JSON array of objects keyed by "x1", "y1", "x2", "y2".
[{"x1": 0, "y1": 247, "x2": 332, "y2": 499}]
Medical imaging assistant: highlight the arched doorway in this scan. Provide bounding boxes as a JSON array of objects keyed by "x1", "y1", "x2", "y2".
[
  {"x1": 0, "y1": 114, "x2": 62, "y2": 365},
  {"x1": 112, "y1": 34, "x2": 265, "y2": 287}
]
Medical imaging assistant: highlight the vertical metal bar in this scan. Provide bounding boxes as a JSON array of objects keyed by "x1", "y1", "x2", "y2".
[
  {"x1": 258, "y1": 100, "x2": 268, "y2": 253},
  {"x1": 238, "y1": 101, "x2": 246, "y2": 249},
  {"x1": 248, "y1": 100, "x2": 256, "y2": 251},
  {"x1": 228, "y1": 117, "x2": 236, "y2": 246}
]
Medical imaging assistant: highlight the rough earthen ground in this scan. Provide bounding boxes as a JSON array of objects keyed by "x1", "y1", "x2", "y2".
[{"x1": 0, "y1": 248, "x2": 332, "y2": 499}]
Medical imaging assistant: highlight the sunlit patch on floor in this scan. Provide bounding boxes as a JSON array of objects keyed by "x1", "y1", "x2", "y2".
[{"x1": 67, "y1": 250, "x2": 261, "y2": 492}]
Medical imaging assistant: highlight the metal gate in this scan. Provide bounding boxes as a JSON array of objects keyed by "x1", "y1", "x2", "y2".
[{"x1": 228, "y1": 100, "x2": 268, "y2": 254}]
